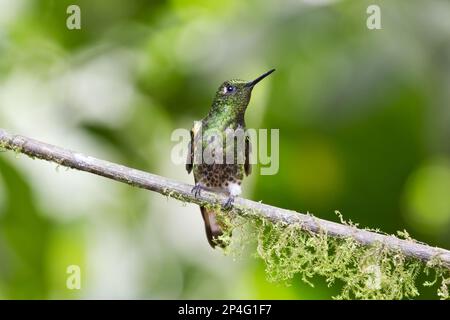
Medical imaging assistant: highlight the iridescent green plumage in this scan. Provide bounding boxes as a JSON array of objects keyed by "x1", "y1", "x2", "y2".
[{"x1": 186, "y1": 69, "x2": 275, "y2": 248}]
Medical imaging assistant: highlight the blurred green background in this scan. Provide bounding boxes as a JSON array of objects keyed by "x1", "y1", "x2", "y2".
[{"x1": 0, "y1": 0, "x2": 449, "y2": 299}]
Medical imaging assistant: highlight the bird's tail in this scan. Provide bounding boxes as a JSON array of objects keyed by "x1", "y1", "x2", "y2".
[{"x1": 200, "y1": 206, "x2": 227, "y2": 248}]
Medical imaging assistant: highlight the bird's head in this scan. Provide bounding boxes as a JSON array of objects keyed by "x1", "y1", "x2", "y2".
[{"x1": 211, "y1": 69, "x2": 275, "y2": 115}]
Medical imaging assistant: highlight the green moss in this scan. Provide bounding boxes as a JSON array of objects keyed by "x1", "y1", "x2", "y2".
[
  {"x1": 0, "y1": 141, "x2": 22, "y2": 158},
  {"x1": 217, "y1": 209, "x2": 450, "y2": 300},
  {"x1": 12, "y1": 145, "x2": 23, "y2": 157},
  {"x1": 0, "y1": 141, "x2": 7, "y2": 152},
  {"x1": 424, "y1": 256, "x2": 450, "y2": 300}
]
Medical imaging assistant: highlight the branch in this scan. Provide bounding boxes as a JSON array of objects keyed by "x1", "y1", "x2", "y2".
[{"x1": 1, "y1": 128, "x2": 449, "y2": 269}]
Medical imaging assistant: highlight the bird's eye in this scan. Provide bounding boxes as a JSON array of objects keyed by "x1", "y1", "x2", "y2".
[{"x1": 226, "y1": 85, "x2": 235, "y2": 93}]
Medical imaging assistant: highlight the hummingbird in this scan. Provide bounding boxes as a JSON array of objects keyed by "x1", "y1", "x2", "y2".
[{"x1": 186, "y1": 69, "x2": 275, "y2": 248}]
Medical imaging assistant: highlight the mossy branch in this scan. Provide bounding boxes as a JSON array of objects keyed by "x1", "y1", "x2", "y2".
[{"x1": 1, "y1": 128, "x2": 450, "y2": 271}]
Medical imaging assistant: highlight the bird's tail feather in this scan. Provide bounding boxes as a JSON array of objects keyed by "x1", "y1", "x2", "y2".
[{"x1": 200, "y1": 206, "x2": 227, "y2": 248}]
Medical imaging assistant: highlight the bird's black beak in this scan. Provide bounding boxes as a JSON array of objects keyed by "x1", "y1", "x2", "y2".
[{"x1": 245, "y1": 69, "x2": 276, "y2": 88}]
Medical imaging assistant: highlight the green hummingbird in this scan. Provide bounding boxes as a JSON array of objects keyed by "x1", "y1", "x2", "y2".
[{"x1": 186, "y1": 69, "x2": 275, "y2": 248}]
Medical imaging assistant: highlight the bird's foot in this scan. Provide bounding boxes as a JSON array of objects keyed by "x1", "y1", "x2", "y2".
[
  {"x1": 191, "y1": 183, "x2": 205, "y2": 198},
  {"x1": 223, "y1": 196, "x2": 235, "y2": 211}
]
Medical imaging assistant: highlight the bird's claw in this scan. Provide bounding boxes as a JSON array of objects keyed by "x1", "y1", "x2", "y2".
[
  {"x1": 223, "y1": 196, "x2": 235, "y2": 210},
  {"x1": 191, "y1": 184, "x2": 204, "y2": 198}
]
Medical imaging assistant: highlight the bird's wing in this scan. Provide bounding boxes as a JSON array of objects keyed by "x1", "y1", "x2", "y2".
[
  {"x1": 185, "y1": 127, "x2": 193, "y2": 174},
  {"x1": 186, "y1": 121, "x2": 202, "y2": 174},
  {"x1": 244, "y1": 135, "x2": 252, "y2": 176}
]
